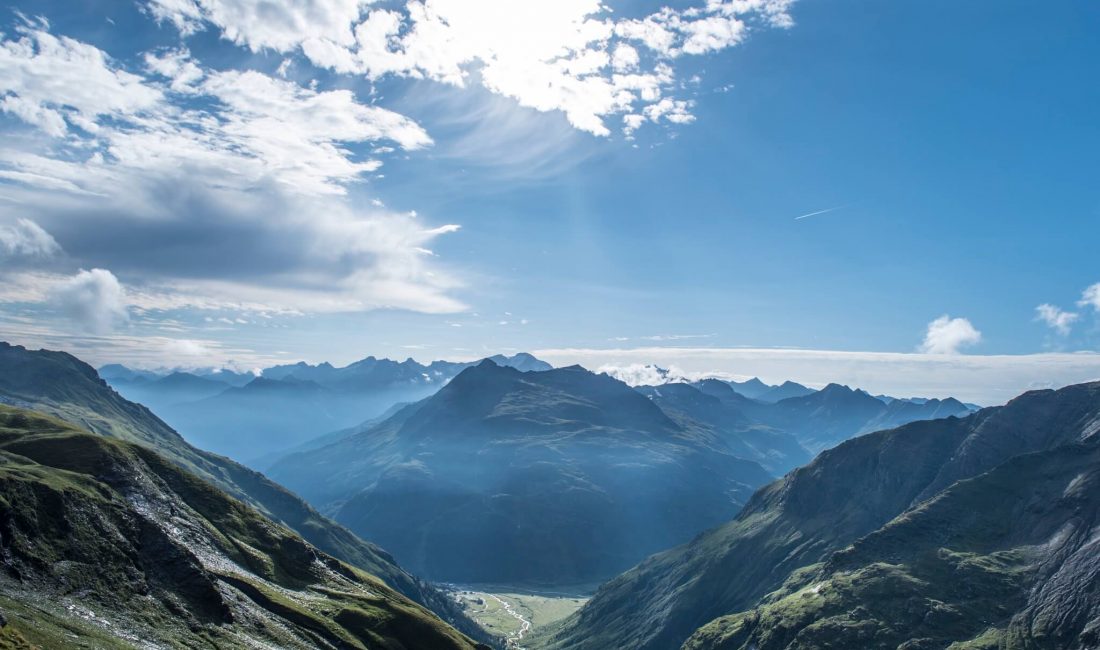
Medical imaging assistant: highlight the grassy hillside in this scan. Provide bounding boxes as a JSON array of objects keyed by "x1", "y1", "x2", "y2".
[
  {"x1": 0, "y1": 406, "x2": 484, "y2": 649},
  {"x1": 0, "y1": 342, "x2": 490, "y2": 644},
  {"x1": 684, "y1": 440, "x2": 1100, "y2": 649}
]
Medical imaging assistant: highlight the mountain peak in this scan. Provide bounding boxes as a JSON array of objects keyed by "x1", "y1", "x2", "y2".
[
  {"x1": 820, "y1": 382, "x2": 853, "y2": 394},
  {"x1": 485, "y1": 352, "x2": 554, "y2": 372}
]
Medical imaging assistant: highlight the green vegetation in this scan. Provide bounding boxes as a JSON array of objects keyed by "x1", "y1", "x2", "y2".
[
  {"x1": 0, "y1": 342, "x2": 490, "y2": 644},
  {"x1": 535, "y1": 382, "x2": 1100, "y2": 650},
  {"x1": 453, "y1": 586, "x2": 589, "y2": 642},
  {"x1": 0, "y1": 405, "x2": 483, "y2": 649},
  {"x1": 685, "y1": 437, "x2": 1100, "y2": 649}
]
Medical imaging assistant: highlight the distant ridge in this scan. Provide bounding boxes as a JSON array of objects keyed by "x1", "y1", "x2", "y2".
[{"x1": 100, "y1": 352, "x2": 554, "y2": 461}]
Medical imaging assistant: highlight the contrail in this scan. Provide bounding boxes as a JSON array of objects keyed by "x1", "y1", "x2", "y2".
[{"x1": 794, "y1": 205, "x2": 846, "y2": 220}]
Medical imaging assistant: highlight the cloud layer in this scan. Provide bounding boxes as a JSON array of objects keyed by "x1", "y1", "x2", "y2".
[
  {"x1": 146, "y1": 0, "x2": 796, "y2": 136},
  {"x1": 0, "y1": 21, "x2": 462, "y2": 319},
  {"x1": 537, "y1": 346, "x2": 1100, "y2": 405}
]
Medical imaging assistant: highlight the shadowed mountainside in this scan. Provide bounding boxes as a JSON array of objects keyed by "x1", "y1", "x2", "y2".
[
  {"x1": 532, "y1": 382, "x2": 1100, "y2": 650},
  {"x1": 270, "y1": 361, "x2": 774, "y2": 585}
]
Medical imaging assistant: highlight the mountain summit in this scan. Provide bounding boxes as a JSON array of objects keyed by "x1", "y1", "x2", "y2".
[{"x1": 271, "y1": 361, "x2": 772, "y2": 585}]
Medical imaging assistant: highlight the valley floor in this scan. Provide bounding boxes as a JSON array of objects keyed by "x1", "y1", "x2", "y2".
[{"x1": 445, "y1": 584, "x2": 593, "y2": 648}]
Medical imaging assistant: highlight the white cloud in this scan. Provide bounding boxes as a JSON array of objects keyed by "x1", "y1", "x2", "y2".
[
  {"x1": 143, "y1": 48, "x2": 204, "y2": 91},
  {"x1": 145, "y1": 0, "x2": 367, "y2": 51},
  {"x1": 1079, "y1": 283, "x2": 1100, "y2": 312},
  {"x1": 1036, "y1": 304, "x2": 1078, "y2": 336},
  {"x1": 0, "y1": 25, "x2": 162, "y2": 135},
  {"x1": 536, "y1": 346, "x2": 1100, "y2": 405},
  {"x1": 597, "y1": 362, "x2": 692, "y2": 386},
  {"x1": 2, "y1": 23, "x2": 430, "y2": 196},
  {"x1": 0, "y1": 24, "x2": 461, "y2": 317},
  {"x1": 149, "y1": 0, "x2": 797, "y2": 137},
  {"x1": 0, "y1": 218, "x2": 60, "y2": 257},
  {"x1": 919, "y1": 315, "x2": 982, "y2": 355},
  {"x1": 679, "y1": 15, "x2": 747, "y2": 55},
  {"x1": 51, "y1": 268, "x2": 129, "y2": 334}
]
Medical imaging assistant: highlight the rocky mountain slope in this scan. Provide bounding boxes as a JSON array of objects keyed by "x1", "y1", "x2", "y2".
[
  {"x1": 684, "y1": 436, "x2": 1100, "y2": 649},
  {"x1": 532, "y1": 382, "x2": 1100, "y2": 650},
  {"x1": 0, "y1": 406, "x2": 484, "y2": 649},
  {"x1": 0, "y1": 342, "x2": 488, "y2": 644}
]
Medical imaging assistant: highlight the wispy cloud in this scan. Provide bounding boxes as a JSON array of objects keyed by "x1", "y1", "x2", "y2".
[
  {"x1": 1078, "y1": 283, "x2": 1100, "y2": 312},
  {"x1": 0, "y1": 218, "x2": 60, "y2": 257},
  {"x1": 1036, "y1": 303, "x2": 1078, "y2": 336},
  {"x1": 794, "y1": 204, "x2": 846, "y2": 220},
  {"x1": 0, "y1": 313, "x2": 281, "y2": 371}
]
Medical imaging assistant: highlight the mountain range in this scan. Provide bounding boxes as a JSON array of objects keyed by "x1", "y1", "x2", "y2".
[
  {"x1": 530, "y1": 381, "x2": 1100, "y2": 650},
  {"x1": 269, "y1": 361, "x2": 775, "y2": 585},
  {"x1": 265, "y1": 363, "x2": 973, "y2": 587},
  {"x1": 101, "y1": 353, "x2": 551, "y2": 463},
  {"x1": 3, "y1": 340, "x2": 1095, "y2": 648},
  {"x1": 642, "y1": 378, "x2": 973, "y2": 458}
]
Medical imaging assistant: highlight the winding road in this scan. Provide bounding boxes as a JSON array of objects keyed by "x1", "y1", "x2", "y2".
[{"x1": 489, "y1": 594, "x2": 532, "y2": 647}]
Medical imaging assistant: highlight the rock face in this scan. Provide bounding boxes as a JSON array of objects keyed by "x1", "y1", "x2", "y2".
[
  {"x1": 0, "y1": 342, "x2": 488, "y2": 644},
  {"x1": 0, "y1": 407, "x2": 484, "y2": 649},
  {"x1": 532, "y1": 382, "x2": 1100, "y2": 650},
  {"x1": 271, "y1": 361, "x2": 774, "y2": 585}
]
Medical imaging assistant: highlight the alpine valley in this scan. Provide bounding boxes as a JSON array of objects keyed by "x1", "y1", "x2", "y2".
[
  {"x1": 6, "y1": 339, "x2": 1089, "y2": 650},
  {"x1": 1, "y1": 3, "x2": 1095, "y2": 647}
]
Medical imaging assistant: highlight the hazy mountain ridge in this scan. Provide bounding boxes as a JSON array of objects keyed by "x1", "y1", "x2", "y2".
[
  {"x1": 531, "y1": 382, "x2": 1100, "y2": 650},
  {"x1": 100, "y1": 352, "x2": 552, "y2": 463},
  {"x1": 635, "y1": 382, "x2": 813, "y2": 474},
  {"x1": 269, "y1": 361, "x2": 775, "y2": 585},
  {"x1": 0, "y1": 342, "x2": 491, "y2": 644},
  {"x1": 638, "y1": 379, "x2": 972, "y2": 465}
]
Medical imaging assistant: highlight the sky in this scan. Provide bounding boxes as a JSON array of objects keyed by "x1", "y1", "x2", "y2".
[{"x1": 0, "y1": 0, "x2": 1098, "y2": 404}]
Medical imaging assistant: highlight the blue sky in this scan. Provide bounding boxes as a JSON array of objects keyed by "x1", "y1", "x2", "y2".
[{"x1": 0, "y1": 0, "x2": 1098, "y2": 402}]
